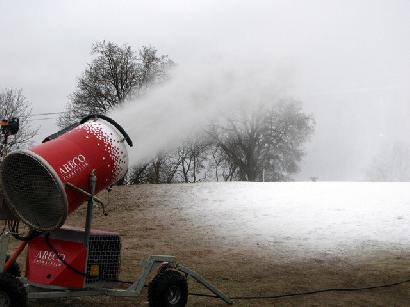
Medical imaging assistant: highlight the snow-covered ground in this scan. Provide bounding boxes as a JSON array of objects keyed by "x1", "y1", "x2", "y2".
[{"x1": 178, "y1": 182, "x2": 410, "y2": 261}]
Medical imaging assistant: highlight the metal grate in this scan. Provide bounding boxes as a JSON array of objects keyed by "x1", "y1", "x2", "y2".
[
  {"x1": 86, "y1": 232, "x2": 121, "y2": 283},
  {"x1": 0, "y1": 151, "x2": 68, "y2": 231}
]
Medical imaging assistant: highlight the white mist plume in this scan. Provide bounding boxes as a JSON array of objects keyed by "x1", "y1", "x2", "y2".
[
  {"x1": 110, "y1": 60, "x2": 289, "y2": 165},
  {"x1": 84, "y1": 0, "x2": 408, "y2": 178}
]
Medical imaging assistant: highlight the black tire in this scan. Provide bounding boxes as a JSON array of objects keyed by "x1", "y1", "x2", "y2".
[
  {"x1": 4, "y1": 256, "x2": 21, "y2": 277},
  {"x1": 148, "y1": 270, "x2": 188, "y2": 307},
  {"x1": 0, "y1": 273, "x2": 27, "y2": 307}
]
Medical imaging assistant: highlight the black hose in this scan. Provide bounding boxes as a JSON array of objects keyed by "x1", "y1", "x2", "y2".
[
  {"x1": 7, "y1": 220, "x2": 40, "y2": 241},
  {"x1": 44, "y1": 232, "x2": 88, "y2": 278},
  {"x1": 42, "y1": 122, "x2": 81, "y2": 143},
  {"x1": 189, "y1": 278, "x2": 410, "y2": 300},
  {"x1": 81, "y1": 114, "x2": 133, "y2": 147},
  {"x1": 43, "y1": 113, "x2": 133, "y2": 147}
]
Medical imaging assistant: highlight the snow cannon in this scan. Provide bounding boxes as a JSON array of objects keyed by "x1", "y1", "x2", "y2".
[
  {"x1": 0, "y1": 114, "x2": 133, "y2": 231},
  {"x1": 0, "y1": 114, "x2": 232, "y2": 307}
]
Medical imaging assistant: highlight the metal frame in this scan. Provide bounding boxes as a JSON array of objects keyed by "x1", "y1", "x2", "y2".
[
  {"x1": 26, "y1": 255, "x2": 232, "y2": 304},
  {"x1": 0, "y1": 170, "x2": 233, "y2": 305},
  {"x1": 0, "y1": 237, "x2": 232, "y2": 305},
  {"x1": 0, "y1": 234, "x2": 8, "y2": 272}
]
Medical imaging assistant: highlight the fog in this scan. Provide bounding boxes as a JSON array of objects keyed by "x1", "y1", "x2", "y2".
[
  {"x1": 0, "y1": 0, "x2": 409, "y2": 180},
  {"x1": 110, "y1": 60, "x2": 288, "y2": 165}
]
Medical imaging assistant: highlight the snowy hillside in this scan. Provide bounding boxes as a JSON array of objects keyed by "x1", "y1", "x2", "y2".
[{"x1": 174, "y1": 182, "x2": 410, "y2": 261}]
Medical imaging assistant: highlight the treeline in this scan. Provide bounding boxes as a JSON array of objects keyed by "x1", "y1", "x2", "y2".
[{"x1": 128, "y1": 100, "x2": 314, "y2": 183}]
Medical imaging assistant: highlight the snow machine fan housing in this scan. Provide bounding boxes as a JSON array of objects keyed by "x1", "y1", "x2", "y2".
[{"x1": 0, "y1": 115, "x2": 133, "y2": 231}]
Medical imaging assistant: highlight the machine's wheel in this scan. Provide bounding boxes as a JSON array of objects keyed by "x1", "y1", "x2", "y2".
[
  {"x1": 0, "y1": 273, "x2": 27, "y2": 307},
  {"x1": 4, "y1": 256, "x2": 21, "y2": 277},
  {"x1": 148, "y1": 269, "x2": 188, "y2": 307}
]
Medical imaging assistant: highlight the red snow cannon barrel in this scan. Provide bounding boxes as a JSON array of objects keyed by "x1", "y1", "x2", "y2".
[{"x1": 0, "y1": 115, "x2": 133, "y2": 231}]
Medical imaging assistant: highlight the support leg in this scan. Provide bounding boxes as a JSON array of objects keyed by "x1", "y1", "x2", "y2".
[
  {"x1": 84, "y1": 169, "x2": 96, "y2": 248},
  {"x1": 177, "y1": 265, "x2": 233, "y2": 305},
  {"x1": 3, "y1": 240, "x2": 26, "y2": 273},
  {"x1": 0, "y1": 234, "x2": 9, "y2": 272}
]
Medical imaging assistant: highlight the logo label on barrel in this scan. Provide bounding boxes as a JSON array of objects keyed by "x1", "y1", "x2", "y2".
[{"x1": 59, "y1": 154, "x2": 89, "y2": 180}]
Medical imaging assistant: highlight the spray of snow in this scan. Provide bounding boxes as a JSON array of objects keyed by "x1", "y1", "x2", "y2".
[
  {"x1": 110, "y1": 60, "x2": 289, "y2": 165},
  {"x1": 103, "y1": 1, "x2": 410, "y2": 178}
]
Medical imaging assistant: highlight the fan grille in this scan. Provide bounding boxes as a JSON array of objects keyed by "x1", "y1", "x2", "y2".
[{"x1": 0, "y1": 151, "x2": 68, "y2": 231}]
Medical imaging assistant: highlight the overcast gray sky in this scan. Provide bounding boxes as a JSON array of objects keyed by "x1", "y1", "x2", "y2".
[{"x1": 1, "y1": 0, "x2": 409, "y2": 180}]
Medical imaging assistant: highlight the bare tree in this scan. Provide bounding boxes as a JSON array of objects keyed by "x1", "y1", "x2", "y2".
[
  {"x1": 176, "y1": 137, "x2": 210, "y2": 183},
  {"x1": 208, "y1": 146, "x2": 238, "y2": 181},
  {"x1": 128, "y1": 163, "x2": 150, "y2": 185},
  {"x1": 128, "y1": 152, "x2": 181, "y2": 184},
  {"x1": 260, "y1": 101, "x2": 315, "y2": 181},
  {"x1": 147, "y1": 153, "x2": 181, "y2": 184},
  {"x1": 128, "y1": 136, "x2": 211, "y2": 184},
  {"x1": 59, "y1": 41, "x2": 173, "y2": 127},
  {"x1": 0, "y1": 89, "x2": 38, "y2": 153},
  {"x1": 208, "y1": 100, "x2": 314, "y2": 181},
  {"x1": 209, "y1": 146, "x2": 223, "y2": 181}
]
